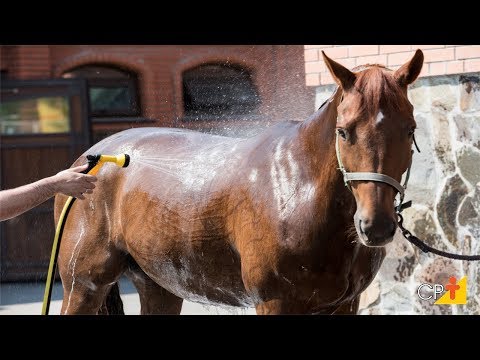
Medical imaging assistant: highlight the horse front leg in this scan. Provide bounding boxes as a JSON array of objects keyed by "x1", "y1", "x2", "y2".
[
  {"x1": 332, "y1": 297, "x2": 360, "y2": 314},
  {"x1": 255, "y1": 299, "x2": 310, "y2": 314},
  {"x1": 255, "y1": 294, "x2": 360, "y2": 315}
]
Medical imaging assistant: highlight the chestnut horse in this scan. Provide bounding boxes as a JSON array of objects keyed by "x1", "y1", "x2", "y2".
[{"x1": 55, "y1": 50, "x2": 424, "y2": 314}]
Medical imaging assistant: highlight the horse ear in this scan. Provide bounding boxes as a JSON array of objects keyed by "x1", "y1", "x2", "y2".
[
  {"x1": 322, "y1": 51, "x2": 356, "y2": 90},
  {"x1": 394, "y1": 49, "x2": 424, "y2": 87}
]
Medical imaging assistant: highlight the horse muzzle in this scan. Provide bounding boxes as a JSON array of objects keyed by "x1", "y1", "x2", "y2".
[{"x1": 354, "y1": 211, "x2": 396, "y2": 247}]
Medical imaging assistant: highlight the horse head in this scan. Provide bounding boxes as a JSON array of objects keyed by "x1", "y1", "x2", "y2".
[{"x1": 322, "y1": 49, "x2": 424, "y2": 247}]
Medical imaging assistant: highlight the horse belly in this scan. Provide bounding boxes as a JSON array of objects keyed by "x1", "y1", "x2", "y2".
[{"x1": 127, "y1": 232, "x2": 254, "y2": 308}]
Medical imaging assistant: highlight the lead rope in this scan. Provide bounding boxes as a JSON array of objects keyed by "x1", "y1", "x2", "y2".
[{"x1": 396, "y1": 212, "x2": 480, "y2": 260}]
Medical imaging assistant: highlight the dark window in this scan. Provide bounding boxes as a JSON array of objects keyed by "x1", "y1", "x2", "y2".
[
  {"x1": 183, "y1": 64, "x2": 260, "y2": 119},
  {"x1": 63, "y1": 65, "x2": 139, "y2": 117}
]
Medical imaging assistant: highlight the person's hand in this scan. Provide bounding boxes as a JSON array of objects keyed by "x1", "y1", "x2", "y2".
[{"x1": 49, "y1": 164, "x2": 97, "y2": 200}]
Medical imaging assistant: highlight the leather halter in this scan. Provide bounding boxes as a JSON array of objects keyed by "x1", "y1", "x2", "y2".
[{"x1": 335, "y1": 129, "x2": 413, "y2": 211}]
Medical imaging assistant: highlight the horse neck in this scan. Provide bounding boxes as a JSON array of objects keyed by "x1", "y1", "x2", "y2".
[
  {"x1": 297, "y1": 88, "x2": 356, "y2": 226},
  {"x1": 299, "y1": 89, "x2": 342, "y2": 188}
]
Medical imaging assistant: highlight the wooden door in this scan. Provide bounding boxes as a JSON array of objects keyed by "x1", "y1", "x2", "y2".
[{"x1": 0, "y1": 79, "x2": 90, "y2": 281}]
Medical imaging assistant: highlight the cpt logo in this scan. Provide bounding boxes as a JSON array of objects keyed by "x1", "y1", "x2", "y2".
[{"x1": 417, "y1": 276, "x2": 467, "y2": 304}]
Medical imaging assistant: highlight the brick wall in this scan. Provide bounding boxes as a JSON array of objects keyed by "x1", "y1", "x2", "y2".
[
  {"x1": 0, "y1": 45, "x2": 51, "y2": 79},
  {"x1": 1, "y1": 45, "x2": 314, "y2": 131},
  {"x1": 304, "y1": 45, "x2": 480, "y2": 86}
]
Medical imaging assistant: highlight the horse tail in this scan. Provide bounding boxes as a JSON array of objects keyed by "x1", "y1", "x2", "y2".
[{"x1": 98, "y1": 282, "x2": 124, "y2": 315}]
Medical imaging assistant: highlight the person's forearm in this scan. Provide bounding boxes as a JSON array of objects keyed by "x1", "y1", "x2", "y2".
[{"x1": 0, "y1": 177, "x2": 58, "y2": 221}]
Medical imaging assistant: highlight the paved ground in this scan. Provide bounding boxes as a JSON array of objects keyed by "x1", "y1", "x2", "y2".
[{"x1": 0, "y1": 277, "x2": 255, "y2": 315}]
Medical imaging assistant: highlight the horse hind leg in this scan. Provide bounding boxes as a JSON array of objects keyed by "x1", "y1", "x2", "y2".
[
  {"x1": 125, "y1": 258, "x2": 183, "y2": 315},
  {"x1": 58, "y1": 228, "x2": 128, "y2": 315},
  {"x1": 97, "y1": 282, "x2": 124, "y2": 315}
]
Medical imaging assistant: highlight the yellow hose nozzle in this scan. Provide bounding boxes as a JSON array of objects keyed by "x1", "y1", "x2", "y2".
[
  {"x1": 98, "y1": 154, "x2": 130, "y2": 168},
  {"x1": 84, "y1": 153, "x2": 130, "y2": 175}
]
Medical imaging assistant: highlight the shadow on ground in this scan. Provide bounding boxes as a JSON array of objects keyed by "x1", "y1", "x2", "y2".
[{"x1": 0, "y1": 276, "x2": 137, "y2": 306}]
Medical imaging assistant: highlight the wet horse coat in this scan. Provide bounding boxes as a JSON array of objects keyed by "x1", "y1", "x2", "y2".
[{"x1": 56, "y1": 50, "x2": 424, "y2": 314}]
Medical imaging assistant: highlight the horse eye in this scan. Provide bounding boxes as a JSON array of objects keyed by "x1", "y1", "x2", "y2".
[
  {"x1": 337, "y1": 128, "x2": 347, "y2": 140},
  {"x1": 408, "y1": 127, "x2": 415, "y2": 136}
]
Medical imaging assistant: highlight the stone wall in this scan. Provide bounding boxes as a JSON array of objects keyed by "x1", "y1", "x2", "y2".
[{"x1": 314, "y1": 73, "x2": 480, "y2": 314}]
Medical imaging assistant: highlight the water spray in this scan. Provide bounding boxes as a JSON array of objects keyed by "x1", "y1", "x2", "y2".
[{"x1": 41, "y1": 153, "x2": 130, "y2": 315}]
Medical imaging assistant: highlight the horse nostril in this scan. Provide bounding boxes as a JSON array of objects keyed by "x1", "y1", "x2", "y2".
[
  {"x1": 360, "y1": 217, "x2": 395, "y2": 238},
  {"x1": 360, "y1": 218, "x2": 372, "y2": 236}
]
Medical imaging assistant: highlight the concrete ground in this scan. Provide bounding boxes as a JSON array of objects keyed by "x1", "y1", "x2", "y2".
[{"x1": 0, "y1": 277, "x2": 255, "y2": 315}]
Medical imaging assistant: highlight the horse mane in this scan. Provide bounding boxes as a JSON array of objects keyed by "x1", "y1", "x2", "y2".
[
  {"x1": 318, "y1": 64, "x2": 409, "y2": 117},
  {"x1": 352, "y1": 63, "x2": 391, "y2": 72},
  {"x1": 352, "y1": 65, "x2": 409, "y2": 118}
]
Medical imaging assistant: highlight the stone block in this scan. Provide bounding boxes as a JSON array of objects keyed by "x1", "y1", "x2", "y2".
[
  {"x1": 378, "y1": 284, "x2": 413, "y2": 313},
  {"x1": 460, "y1": 75, "x2": 480, "y2": 112},
  {"x1": 456, "y1": 146, "x2": 480, "y2": 187},
  {"x1": 431, "y1": 105, "x2": 455, "y2": 174},
  {"x1": 457, "y1": 185, "x2": 480, "y2": 250},
  {"x1": 401, "y1": 205, "x2": 448, "y2": 252},
  {"x1": 436, "y1": 174, "x2": 469, "y2": 247},
  {"x1": 408, "y1": 114, "x2": 441, "y2": 206},
  {"x1": 409, "y1": 76, "x2": 458, "y2": 113},
  {"x1": 454, "y1": 114, "x2": 480, "y2": 150}
]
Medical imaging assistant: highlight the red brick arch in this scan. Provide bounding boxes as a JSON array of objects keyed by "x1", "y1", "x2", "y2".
[
  {"x1": 53, "y1": 52, "x2": 156, "y2": 117},
  {"x1": 172, "y1": 53, "x2": 263, "y2": 120}
]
